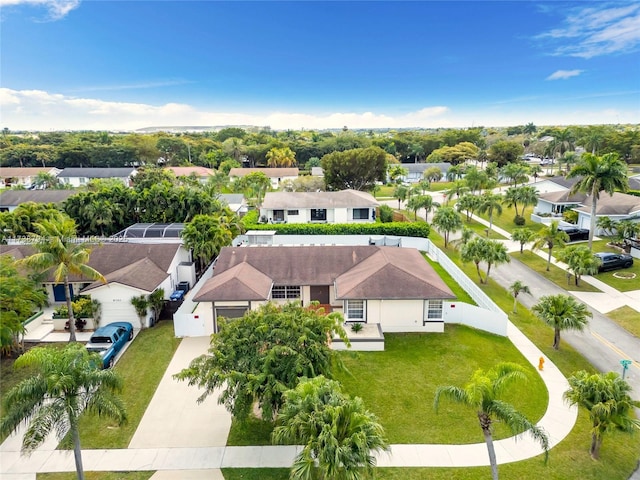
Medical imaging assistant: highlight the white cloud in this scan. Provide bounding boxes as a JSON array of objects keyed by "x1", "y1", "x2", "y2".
[
  {"x1": 546, "y1": 69, "x2": 584, "y2": 80},
  {"x1": 0, "y1": 0, "x2": 80, "y2": 20},
  {"x1": 537, "y1": 4, "x2": 640, "y2": 58},
  {"x1": 0, "y1": 87, "x2": 638, "y2": 131}
]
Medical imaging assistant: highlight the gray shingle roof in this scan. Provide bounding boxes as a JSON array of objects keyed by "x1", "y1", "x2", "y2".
[
  {"x1": 0, "y1": 190, "x2": 77, "y2": 207},
  {"x1": 573, "y1": 192, "x2": 640, "y2": 216},
  {"x1": 58, "y1": 168, "x2": 136, "y2": 178},
  {"x1": 194, "y1": 245, "x2": 455, "y2": 302}
]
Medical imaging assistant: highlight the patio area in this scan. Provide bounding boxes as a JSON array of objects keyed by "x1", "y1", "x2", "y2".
[{"x1": 332, "y1": 323, "x2": 385, "y2": 351}]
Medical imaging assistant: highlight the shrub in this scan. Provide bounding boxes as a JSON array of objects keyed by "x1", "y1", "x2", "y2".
[
  {"x1": 53, "y1": 296, "x2": 100, "y2": 319},
  {"x1": 350, "y1": 323, "x2": 363, "y2": 333},
  {"x1": 239, "y1": 221, "x2": 430, "y2": 238},
  {"x1": 240, "y1": 209, "x2": 259, "y2": 227},
  {"x1": 563, "y1": 210, "x2": 578, "y2": 224},
  {"x1": 378, "y1": 205, "x2": 394, "y2": 223},
  {"x1": 513, "y1": 215, "x2": 525, "y2": 226}
]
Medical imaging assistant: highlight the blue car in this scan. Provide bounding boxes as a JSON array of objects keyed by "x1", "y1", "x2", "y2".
[{"x1": 86, "y1": 322, "x2": 134, "y2": 369}]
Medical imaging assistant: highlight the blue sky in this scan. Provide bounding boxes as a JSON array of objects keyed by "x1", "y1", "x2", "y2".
[{"x1": 1, "y1": 0, "x2": 639, "y2": 130}]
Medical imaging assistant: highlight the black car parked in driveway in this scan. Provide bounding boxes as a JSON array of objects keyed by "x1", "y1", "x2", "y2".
[
  {"x1": 594, "y1": 252, "x2": 634, "y2": 272},
  {"x1": 558, "y1": 226, "x2": 589, "y2": 242}
]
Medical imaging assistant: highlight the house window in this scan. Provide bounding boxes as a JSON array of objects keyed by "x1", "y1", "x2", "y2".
[
  {"x1": 353, "y1": 208, "x2": 369, "y2": 220},
  {"x1": 273, "y1": 210, "x2": 285, "y2": 222},
  {"x1": 272, "y1": 285, "x2": 301, "y2": 299},
  {"x1": 311, "y1": 209, "x2": 327, "y2": 221},
  {"x1": 346, "y1": 299, "x2": 365, "y2": 321},
  {"x1": 287, "y1": 210, "x2": 299, "y2": 215},
  {"x1": 425, "y1": 300, "x2": 443, "y2": 321}
]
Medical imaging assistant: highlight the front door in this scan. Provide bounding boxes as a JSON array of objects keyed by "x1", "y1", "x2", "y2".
[
  {"x1": 310, "y1": 286, "x2": 330, "y2": 304},
  {"x1": 53, "y1": 284, "x2": 73, "y2": 302}
]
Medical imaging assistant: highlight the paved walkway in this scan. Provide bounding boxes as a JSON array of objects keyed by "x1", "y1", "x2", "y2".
[{"x1": 1, "y1": 319, "x2": 577, "y2": 476}]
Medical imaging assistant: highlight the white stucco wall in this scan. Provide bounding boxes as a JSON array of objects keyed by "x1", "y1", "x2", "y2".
[
  {"x1": 88, "y1": 283, "x2": 149, "y2": 329},
  {"x1": 443, "y1": 302, "x2": 507, "y2": 336},
  {"x1": 365, "y1": 299, "x2": 445, "y2": 333}
]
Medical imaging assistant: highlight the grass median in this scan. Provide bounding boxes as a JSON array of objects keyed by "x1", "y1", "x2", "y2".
[{"x1": 607, "y1": 306, "x2": 640, "y2": 338}]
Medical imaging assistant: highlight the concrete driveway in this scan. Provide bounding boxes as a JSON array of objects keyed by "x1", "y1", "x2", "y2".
[{"x1": 128, "y1": 336, "x2": 232, "y2": 449}]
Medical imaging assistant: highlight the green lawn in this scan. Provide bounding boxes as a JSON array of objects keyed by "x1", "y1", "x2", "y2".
[
  {"x1": 514, "y1": 250, "x2": 602, "y2": 293},
  {"x1": 75, "y1": 321, "x2": 182, "y2": 449},
  {"x1": 39, "y1": 473, "x2": 153, "y2": 480},
  {"x1": 607, "y1": 306, "x2": 640, "y2": 338},
  {"x1": 592, "y1": 262, "x2": 640, "y2": 292},
  {"x1": 474, "y1": 203, "x2": 544, "y2": 235},
  {"x1": 461, "y1": 217, "x2": 508, "y2": 239},
  {"x1": 423, "y1": 254, "x2": 476, "y2": 305}
]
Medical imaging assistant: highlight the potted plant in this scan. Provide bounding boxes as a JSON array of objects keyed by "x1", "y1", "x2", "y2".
[{"x1": 350, "y1": 323, "x2": 363, "y2": 334}]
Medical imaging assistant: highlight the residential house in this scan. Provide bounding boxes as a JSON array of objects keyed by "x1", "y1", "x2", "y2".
[
  {"x1": 259, "y1": 190, "x2": 379, "y2": 224},
  {"x1": 533, "y1": 190, "x2": 587, "y2": 217},
  {"x1": 229, "y1": 167, "x2": 299, "y2": 189},
  {"x1": 0, "y1": 167, "x2": 61, "y2": 188},
  {"x1": 218, "y1": 193, "x2": 247, "y2": 215},
  {"x1": 1, "y1": 242, "x2": 194, "y2": 329},
  {"x1": 574, "y1": 192, "x2": 640, "y2": 233},
  {"x1": 399, "y1": 162, "x2": 452, "y2": 184},
  {"x1": 0, "y1": 189, "x2": 77, "y2": 212},
  {"x1": 57, "y1": 167, "x2": 137, "y2": 187},
  {"x1": 192, "y1": 245, "x2": 456, "y2": 335},
  {"x1": 165, "y1": 166, "x2": 215, "y2": 183}
]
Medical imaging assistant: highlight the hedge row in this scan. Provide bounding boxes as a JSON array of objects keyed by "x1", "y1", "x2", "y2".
[{"x1": 242, "y1": 221, "x2": 430, "y2": 238}]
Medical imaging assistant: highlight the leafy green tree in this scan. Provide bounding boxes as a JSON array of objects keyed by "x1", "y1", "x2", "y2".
[
  {"x1": 523, "y1": 123, "x2": 537, "y2": 135},
  {"x1": 456, "y1": 193, "x2": 482, "y2": 222},
  {"x1": 488, "y1": 141, "x2": 524, "y2": 167},
  {"x1": 321, "y1": 146, "x2": 387, "y2": 191},
  {"x1": 557, "y1": 245, "x2": 600, "y2": 286},
  {"x1": 532, "y1": 294, "x2": 592, "y2": 350},
  {"x1": 218, "y1": 158, "x2": 241, "y2": 175},
  {"x1": 181, "y1": 212, "x2": 240, "y2": 272},
  {"x1": 478, "y1": 192, "x2": 503, "y2": 237},
  {"x1": 175, "y1": 302, "x2": 349, "y2": 421},
  {"x1": 508, "y1": 281, "x2": 531, "y2": 313},
  {"x1": 17, "y1": 217, "x2": 105, "y2": 342},
  {"x1": 595, "y1": 216, "x2": 616, "y2": 238},
  {"x1": 0, "y1": 255, "x2": 47, "y2": 356},
  {"x1": 147, "y1": 288, "x2": 165, "y2": 326},
  {"x1": 273, "y1": 376, "x2": 389, "y2": 480},
  {"x1": 423, "y1": 166, "x2": 443, "y2": 185},
  {"x1": 567, "y1": 153, "x2": 629, "y2": 250},
  {"x1": 450, "y1": 226, "x2": 474, "y2": 251},
  {"x1": 499, "y1": 163, "x2": 529, "y2": 187},
  {"x1": 532, "y1": 220, "x2": 569, "y2": 271},
  {"x1": 564, "y1": 371, "x2": 640, "y2": 460},
  {"x1": 511, "y1": 228, "x2": 534, "y2": 254},
  {"x1": 0, "y1": 344, "x2": 127, "y2": 480},
  {"x1": 432, "y1": 206, "x2": 463, "y2": 248},
  {"x1": 234, "y1": 171, "x2": 271, "y2": 207},
  {"x1": 434, "y1": 362, "x2": 549, "y2": 480},
  {"x1": 387, "y1": 164, "x2": 408, "y2": 185},
  {"x1": 130, "y1": 295, "x2": 149, "y2": 329}
]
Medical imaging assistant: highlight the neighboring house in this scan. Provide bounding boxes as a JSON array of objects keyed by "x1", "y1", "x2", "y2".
[
  {"x1": 260, "y1": 190, "x2": 379, "y2": 224},
  {"x1": 229, "y1": 167, "x2": 299, "y2": 189},
  {"x1": 399, "y1": 162, "x2": 451, "y2": 184},
  {"x1": 165, "y1": 166, "x2": 215, "y2": 182},
  {"x1": 192, "y1": 245, "x2": 456, "y2": 335},
  {"x1": 1, "y1": 242, "x2": 194, "y2": 329},
  {"x1": 0, "y1": 189, "x2": 77, "y2": 212},
  {"x1": 311, "y1": 166, "x2": 324, "y2": 177},
  {"x1": 218, "y1": 193, "x2": 247, "y2": 215},
  {"x1": 573, "y1": 192, "x2": 640, "y2": 233},
  {"x1": 525, "y1": 175, "x2": 580, "y2": 196},
  {"x1": 533, "y1": 190, "x2": 587, "y2": 216},
  {"x1": 0, "y1": 167, "x2": 61, "y2": 188},
  {"x1": 57, "y1": 167, "x2": 137, "y2": 187}
]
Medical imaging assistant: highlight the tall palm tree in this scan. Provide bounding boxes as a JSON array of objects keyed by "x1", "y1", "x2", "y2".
[
  {"x1": 484, "y1": 240, "x2": 510, "y2": 283},
  {"x1": 407, "y1": 195, "x2": 438, "y2": 222},
  {"x1": 564, "y1": 371, "x2": 640, "y2": 460},
  {"x1": 478, "y1": 192, "x2": 503, "y2": 237},
  {"x1": 434, "y1": 362, "x2": 549, "y2": 480},
  {"x1": 444, "y1": 179, "x2": 469, "y2": 204},
  {"x1": 532, "y1": 294, "x2": 592, "y2": 350},
  {"x1": 511, "y1": 227, "x2": 534, "y2": 254},
  {"x1": 567, "y1": 153, "x2": 629, "y2": 250},
  {"x1": 432, "y1": 206, "x2": 463, "y2": 248},
  {"x1": 273, "y1": 376, "x2": 389, "y2": 480},
  {"x1": 393, "y1": 184, "x2": 409, "y2": 210},
  {"x1": 508, "y1": 281, "x2": 531, "y2": 313},
  {"x1": 0, "y1": 344, "x2": 127, "y2": 480},
  {"x1": 17, "y1": 217, "x2": 105, "y2": 342},
  {"x1": 532, "y1": 220, "x2": 569, "y2": 271}
]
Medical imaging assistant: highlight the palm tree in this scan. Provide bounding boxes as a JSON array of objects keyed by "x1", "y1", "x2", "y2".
[
  {"x1": 17, "y1": 217, "x2": 105, "y2": 342},
  {"x1": 393, "y1": 184, "x2": 409, "y2": 210},
  {"x1": 478, "y1": 192, "x2": 503, "y2": 237},
  {"x1": 532, "y1": 220, "x2": 569, "y2": 271},
  {"x1": 266, "y1": 146, "x2": 297, "y2": 167},
  {"x1": 434, "y1": 362, "x2": 549, "y2": 480},
  {"x1": 567, "y1": 153, "x2": 629, "y2": 250},
  {"x1": 147, "y1": 288, "x2": 165, "y2": 326},
  {"x1": 450, "y1": 226, "x2": 474, "y2": 251},
  {"x1": 130, "y1": 295, "x2": 149, "y2": 329},
  {"x1": 0, "y1": 344, "x2": 127, "y2": 480},
  {"x1": 518, "y1": 185, "x2": 539, "y2": 220},
  {"x1": 509, "y1": 281, "x2": 531, "y2": 313},
  {"x1": 559, "y1": 151, "x2": 579, "y2": 175},
  {"x1": 557, "y1": 245, "x2": 600, "y2": 286},
  {"x1": 432, "y1": 206, "x2": 463, "y2": 248},
  {"x1": 564, "y1": 371, "x2": 640, "y2": 460},
  {"x1": 530, "y1": 164, "x2": 543, "y2": 182},
  {"x1": 273, "y1": 376, "x2": 389, "y2": 480},
  {"x1": 532, "y1": 294, "x2": 592, "y2": 350},
  {"x1": 595, "y1": 216, "x2": 616, "y2": 238},
  {"x1": 444, "y1": 179, "x2": 469, "y2": 205},
  {"x1": 181, "y1": 213, "x2": 237, "y2": 273},
  {"x1": 456, "y1": 193, "x2": 482, "y2": 222},
  {"x1": 407, "y1": 195, "x2": 437, "y2": 221},
  {"x1": 484, "y1": 240, "x2": 510, "y2": 283},
  {"x1": 423, "y1": 166, "x2": 443, "y2": 186},
  {"x1": 511, "y1": 227, "x2": 534, "y2": 254}
]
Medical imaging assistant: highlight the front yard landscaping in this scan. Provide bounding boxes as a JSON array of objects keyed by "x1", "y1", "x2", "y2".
[
  {"x1": 592, "y1": 262, "x2": 640, "y2": 292},
  {"x1": 513, "y1": 251, "x2": 602, "y2": 293},
  {"x1": 474, "y1": 203, "x2": 544, "y2": 235}
]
